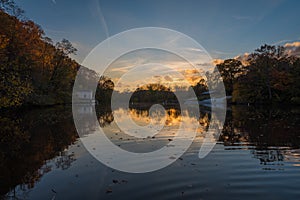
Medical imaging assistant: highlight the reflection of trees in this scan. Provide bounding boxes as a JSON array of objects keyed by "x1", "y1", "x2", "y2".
[
  {"x1": 0, "y1": 107, "x2": 78, "y2": 197},
  {"x1": 219, "y1": 109, "x2": 249, "y2": 145},
  {"x1": 55, "y1": 151, "x2": 76, "y2": 170},
  {"x1": 198, "y1": 112, "x2": 210, "y2": 132},
  {"x1": 252, "y1": 149, "x2": 284, "y2": 165},
  {"x1": 1, "y1": 104, "x2": 116, "y2": 197},
  {"x1": 96, "y1": 106, "x2": 114, "y2": 127},
  {"x1": 220, "y1": 106, "x2": 300, "y2": 147},
  {"x1": 96, "y1": 76, "x2": 114, "y2": 105},
  {"x1": 219, "y1": 106, "x2": 300, "y2": 165}
]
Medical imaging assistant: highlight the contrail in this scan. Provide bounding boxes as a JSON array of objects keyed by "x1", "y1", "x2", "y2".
[{"x1": 94, "y1": 0, "x2": 110, "y2": 39}]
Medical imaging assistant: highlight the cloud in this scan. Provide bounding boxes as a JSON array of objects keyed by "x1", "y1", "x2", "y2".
[
  {"x1": 234, "y1": 53, "x2": 250, "y2": 66},
  {"x1": 182, "y1": 69, "x2": 198, "y2": 75},
  {"x1": 212, "y1": 53, "x2": 250, "y2": 66},
  {"x1": 164, "y1": 75, "x2": 173, "y2": 82},
  {"x1": 284, "y1": 41, "x2": 300, "y2": 48},
  {"x1": 284, "y1": 41, "x2": 300, "y2": 57},
  {"x1": 272, "y1": 39, "x2": 291, "y2": 46},
  {"x1": 211, "y1": 50, "x2": 234, "y2": 55},
  {"x1": 212, "y1": 59, "x2": 224, "y2": 66},
  {"x1": 184, "y1": 47, "x2": 204, "y2": 53}
]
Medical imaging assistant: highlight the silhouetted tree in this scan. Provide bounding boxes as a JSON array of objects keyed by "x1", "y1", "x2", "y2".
[{"x1": 216, "y1": 59, "x2": 244, "y2": 95}]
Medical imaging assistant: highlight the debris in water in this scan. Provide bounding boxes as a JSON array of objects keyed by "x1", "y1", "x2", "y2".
[
  {"x1": 106, "y1": 188, "x2": 113, "y2": 193},
  {"x1": 112, "y1": 179, "x2": 118, "y2": 184}
]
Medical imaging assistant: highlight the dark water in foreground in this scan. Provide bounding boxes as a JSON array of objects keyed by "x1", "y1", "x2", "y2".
[{"x1": 1, "y1": 105, "x2": 300, "y2": 199}]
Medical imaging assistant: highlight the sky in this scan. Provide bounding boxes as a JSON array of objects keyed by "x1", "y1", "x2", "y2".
[
  {"x1": 15, "y1": 0, "x2": 300, "y2": 91},
  {"x1": 16, "y1": 0, "x2": 300, "y2": 62}
]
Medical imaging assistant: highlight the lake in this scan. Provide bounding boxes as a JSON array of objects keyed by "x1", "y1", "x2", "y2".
[{"x1": 1, "y1": 105, "x2": 300, "y2": 199}]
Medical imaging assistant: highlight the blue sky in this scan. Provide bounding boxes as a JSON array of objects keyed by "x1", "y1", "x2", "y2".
[{"x1": 16, "y1": 0, "x2": 300, "y2": 63}]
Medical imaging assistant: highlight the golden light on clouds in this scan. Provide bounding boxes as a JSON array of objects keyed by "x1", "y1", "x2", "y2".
[
  {"x1": 284, "y1": 41, "x2": 300, "y2": 47},
  {"x1": 212, "y1": 59, "x2": 224, "y2": 66},
  {"x1": 234, "y1": 52, "x2": 250, "y2": 66},
  {"x1": 102, "y1": 49, "x2": 208, "y2": 92},
  {"x1": 284, "y1": 41, "x2": 300, "y2": 57}
]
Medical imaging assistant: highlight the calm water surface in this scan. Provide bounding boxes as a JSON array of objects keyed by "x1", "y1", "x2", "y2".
[{"x1": 1, "y1": 105, "x2": 300, "y2": 199}]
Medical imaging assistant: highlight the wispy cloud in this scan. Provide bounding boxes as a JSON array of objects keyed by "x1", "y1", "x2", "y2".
[
  {"x1": 185, "y1": 47, "x2": 204, "y2": 53},
  {"x1": 211, "y1": 50, "x2": 235, "y2": 56},
  {"x1": 272, "y1": 39, "x2": 291, "y2": 46}
]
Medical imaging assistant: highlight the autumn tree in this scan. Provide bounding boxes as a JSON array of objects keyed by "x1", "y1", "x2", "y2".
[
  {"x1": 232, "y1": 44, "x2": 299, "y2": 104},
  {"x1": 0, "y1": 11, "x2": 33, "y2": 107},
  {"x1": 216, "y1": 59, "x2": 244, "y2": 95},
  {"x1": 0, "y1": 7, "x2": 80, "y2": 107}
]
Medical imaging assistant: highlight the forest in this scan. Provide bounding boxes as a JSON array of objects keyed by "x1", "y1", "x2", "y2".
[{"x1": 0, "y1": 1, "x2": 113, "y2": 108}]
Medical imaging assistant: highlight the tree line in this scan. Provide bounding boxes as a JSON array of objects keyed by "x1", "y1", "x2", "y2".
[{"x1": 216, "y1": 44, "x2": 300, "y2": 105}]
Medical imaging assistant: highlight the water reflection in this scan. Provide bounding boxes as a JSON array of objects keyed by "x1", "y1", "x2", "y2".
[
  {"x1": 0, "y1": 106, "x2": 113, "y2": 198},
  {"x1": 221, "y1": 106, "x2": 300, "y2": 147},
  {"x1": 1, "y1": 105, "x2": 300, "y2": 198},
  {"x1": 221, "y1": 106, "x2": 300, "y2": 170}
]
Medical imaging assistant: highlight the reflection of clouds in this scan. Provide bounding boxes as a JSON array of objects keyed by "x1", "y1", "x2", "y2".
[
  {"x1": 113, "y1": 108, "x2": 207, "y2": 137},
  {"x1": 285, "y1": 149, "x2": 300, "y2": 167}
]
